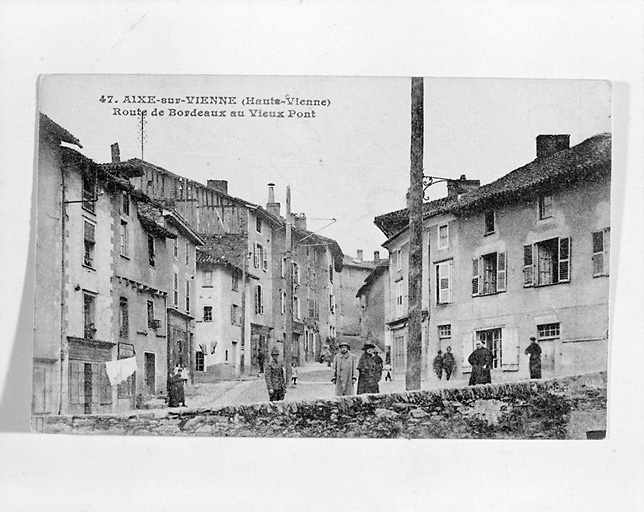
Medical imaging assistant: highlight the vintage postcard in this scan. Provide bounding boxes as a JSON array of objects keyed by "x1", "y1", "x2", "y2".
[{"x1": 33, "y1": 75, "x2": 611, "y2": 439}]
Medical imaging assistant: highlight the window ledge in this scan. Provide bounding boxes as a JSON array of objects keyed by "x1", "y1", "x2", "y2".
[{"x1": 136, "y1": 330, "x2": 148, "y2": 336}]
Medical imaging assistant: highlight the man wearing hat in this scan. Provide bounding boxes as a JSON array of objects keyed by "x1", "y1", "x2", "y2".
[
  {"x1": 357, "y1": 343, "x2": 382, "y2": 394},
  {"x1": 332, "y1": 341, "x2": 357, "y2": 396},
  {"x1": 264, "y1": 347, "x2": 287, "y2": 401},
  {"x1": 524, "y1": 336, "x2": 542, "y2": 379}
]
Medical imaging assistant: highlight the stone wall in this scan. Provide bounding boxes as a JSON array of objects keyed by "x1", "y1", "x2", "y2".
[{"x1": 38, "y1": 372, "x2": 606, "y2": 439}]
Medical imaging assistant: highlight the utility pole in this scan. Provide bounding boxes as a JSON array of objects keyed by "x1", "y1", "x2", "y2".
[
  {"x1": 284, "y1": 186, "x2": 293, "y2": 386},
  {"x1": 407, "y1": 76, "x2": 424, "y2": 391},
  {"x1": 240, "y1": 250, "x2": 248, "y2": 375}
]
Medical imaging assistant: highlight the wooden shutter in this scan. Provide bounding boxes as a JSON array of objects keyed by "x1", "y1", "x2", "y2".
[
  {"x1": 604, "y1": 228, "x2": 610, "y2": 275},
  {"x1": 523, "y1": 244, "x2": 534, "y2": 287},
  {"x1": 461, "y1": 333, "x2": 474, "y2": 373},
  {"x1": 501, "y1": 327, "x2": 519, "y2": 371},
  {"x1": 438, "y1": 262, "x2": 452, "y2": 303},
  {"x1": 471, "y1": 258, "x2": 480, "y2": 296},
  {"x1": 558, "y1": 237, "x2": 571, "y2": 282},
  {"x1": 69, "y1": 361, "x2": 82, "y2": 405},
  {"x1": 99, "y1": 364, "x2": 112, "y2": 405},
  {"x1": 262, "y1": 246, "x2": 268, "y2": 271},
  {"x1": 253, "y1": 243, "x2": 259, "y2": 268},
  {"x1": 497, "y1": 251, "x2": 507, "y2": 292}
]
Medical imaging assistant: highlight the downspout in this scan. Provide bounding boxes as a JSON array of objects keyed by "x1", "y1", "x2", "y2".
[{"x1": 58, "y1": 161, "x2": 67, "y2": 415}]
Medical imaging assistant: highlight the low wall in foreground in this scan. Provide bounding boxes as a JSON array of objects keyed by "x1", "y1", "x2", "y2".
[{"x1": 38, "y1": 373, "x2": 607, "y2": 439}]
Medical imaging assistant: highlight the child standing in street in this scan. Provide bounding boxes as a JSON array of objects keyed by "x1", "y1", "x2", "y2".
[{"x1": 291, "y1": 363, "x2": 298, "y2": 386}]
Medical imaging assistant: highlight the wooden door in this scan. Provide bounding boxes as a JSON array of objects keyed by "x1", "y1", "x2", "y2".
[{"x1": 145, "y1": 353, "x2": 156, "y2": 395}]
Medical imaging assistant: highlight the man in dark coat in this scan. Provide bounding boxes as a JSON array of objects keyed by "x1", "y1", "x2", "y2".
[
  {"x1": 167, "y1": 365, "x2": 186, "y2": 407},
  {"x1": 524, "y1": 336, "x2": 542, "y2": 379},
  {"x1": 432, "y1": 350, "x2": 444, "y2": 379},
  {"x1": 264, "y1": 347, "x2": 287, "y2": 401},
  {"x1": 442, "y1": 346, "x2": 456, "y2": 381},
  {"x1": 357, "y1": 343, "x2": 382, "y2": 394},
  {"x1": 468, "y1": 340, "x2": 493, "y2": 386}
]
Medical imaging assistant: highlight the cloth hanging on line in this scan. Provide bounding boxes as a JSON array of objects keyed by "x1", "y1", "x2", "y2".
[{"x1": 105, "y1": 357, "x2": 138, "y2": 386}]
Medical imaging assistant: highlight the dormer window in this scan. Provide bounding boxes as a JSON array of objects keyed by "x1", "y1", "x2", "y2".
[{"x1": 484, "y1": 211, "x2": 495, "y2": 235}]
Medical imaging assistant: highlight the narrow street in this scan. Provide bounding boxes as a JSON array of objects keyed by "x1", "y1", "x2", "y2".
[{"x1": 181, "y1": 354, "x2": 464, "y2": 410}]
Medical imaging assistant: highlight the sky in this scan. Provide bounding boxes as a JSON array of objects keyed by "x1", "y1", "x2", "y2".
[{"x1": 39, "y1": 75, "x2": 611, "y2": 259}]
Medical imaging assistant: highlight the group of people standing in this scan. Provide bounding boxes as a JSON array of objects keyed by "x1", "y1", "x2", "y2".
[
  {"x1": 332, "y1": 341, "x2": 383, "y2": 396},
  {"x1": 432, "y1": 346, "x2": 456, "y2": 381}
]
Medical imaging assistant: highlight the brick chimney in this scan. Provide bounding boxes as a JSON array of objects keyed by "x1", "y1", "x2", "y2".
[
  {"x1": 536, "y1": 135, "x2": 570, "y2": 159},
  {"x1": 207, "y1": 180, "x2": 228, "y2": 195},
  {"x1": 111, "y1": 142, "x2": 120, "y2": 163},
  {"x1": 447, "y1": 175, "x2": 480, "y2": 197},
  {"x1": 357, "y1": 249, "x2": 363, "y2": 262},
  {"x1": 266, "y1": 183, "x2": 281, "y2": 217},
  {"x1": 294, "y1": 213, "x2": 307, "y2": 231},
  {"x1": 374, "y1": 251, "x2": 380, "y2": 263}
]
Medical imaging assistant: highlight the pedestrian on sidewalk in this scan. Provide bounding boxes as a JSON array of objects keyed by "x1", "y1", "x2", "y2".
[
  {"x1": 525, "y1": 336, "x2": 542, "y2": 379},
  {"x1": 373, "y1": 349, "x2": 383, "y2": 375},
  {"x1": 442, "y1": 346, "x2": 455, "y2": 381},
  {"x1": 265, "y1": 347, "x2": 287, "y2": 401},
  {"x1": 468, "y1": 340, "x2": 493, "y2": 386},
  {"x1": 291, "y1": 363, "x2": 298, "y2": 386},
  {"x1": 433, "y1": 350, "x2": 444, "y2": 380},
  {"x1": 383, "y1": 363, "x2": 392, "y2": 382},
  {"x1": 332, "y1": 341, "x2": 357, "y2": 396},
  {"x1": 167, "y1": 364, "x2": 186, "y2": 407},
  {"x1": 357, "y1": 343, "x2": 381, "y2": 394}
]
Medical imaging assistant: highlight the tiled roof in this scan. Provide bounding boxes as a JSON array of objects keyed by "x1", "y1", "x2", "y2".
[
  {"x1": 356, "y1": 262, "x2": 388, "y2": 298},
  {"x1": 137, "y1": 203, "x2": 177, "y2": 239},
  {"x1": 196, "y1": 248, "x2": 243, "y2": 274},
  {"x1": 39, "y1": 112, "x2": 82, "y2": 148},
  {"x1": 374, "y1": 133, "x2": 611, "y2": 239}
]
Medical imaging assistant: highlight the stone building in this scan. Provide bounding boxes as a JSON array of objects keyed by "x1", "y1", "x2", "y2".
[
  {"x1": 375, "y1": 133, "x2": 611, "y2": 383},
  {"x1": 356, "y1": 260, "x2": 389, "y2": 357}
]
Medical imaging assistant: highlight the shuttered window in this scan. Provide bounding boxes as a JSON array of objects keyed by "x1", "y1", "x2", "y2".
[
  {"x1": 435, "y1": 260, "x2": 452, "y2": 304},
  {"x1": 523, "y1": 244, "x2": 534, "y2": 287},
  {"x1": 83, "y1": 221, "x2": 96, "y2": 267},
  {"x1": 525, "y1": 237, "x2": 571, "y2": 287},
  {"x1": 472, "y1": 252, "x2": 506, "y2": 296}
]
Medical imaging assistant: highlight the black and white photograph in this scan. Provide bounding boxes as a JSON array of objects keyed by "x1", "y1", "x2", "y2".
[
  {"x1": 1, "y1": 2, "x2": 643, "y2": 511},
  {"x1": 33, "y1": 74, "x2": 610, "y2": 439}
]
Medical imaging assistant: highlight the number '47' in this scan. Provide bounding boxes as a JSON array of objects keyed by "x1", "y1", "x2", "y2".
[{"x1": 99, "y1": 95, "x2": 114, "y2": 103}]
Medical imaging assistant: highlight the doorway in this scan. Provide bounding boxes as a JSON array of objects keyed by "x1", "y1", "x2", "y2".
[{"x1": 144, "y1": 353, "x2": 156, "y2": 395}]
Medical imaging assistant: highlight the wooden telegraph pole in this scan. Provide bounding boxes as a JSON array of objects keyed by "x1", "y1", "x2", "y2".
[
  {"x1": 284, "y1": 186, "x2": 293, "y2": 385},
  {"x1": 406, "y1": 77, "x2": 424, "y2": 391}
]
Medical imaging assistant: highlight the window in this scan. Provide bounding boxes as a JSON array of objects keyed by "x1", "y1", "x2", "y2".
[
  {"x1": 121, "y1": 192, "x2": 130, "y2": 216},
  {"x1": 230, "y1": 272, "x2": 239, "y2": 291},
  {"x1": 472, "y1": 252, "x2": 506, "y2": 296},
  {"x1": 69, "y1": 361, "x2": 112, "y2": 408},
  {"x1": 119, "y1": 298, "x2": 129, "y2": 339},
  {"x1": 83, "y1": 221, "x2": 96, "y2": 268},
  {"x1": 308, "y1": 298, "x2": 315, "y2": 318},
  {"x1": 185, "y1": 280, "x2": 190, "y2": 313},
  {"x1": 254, "y1": 243, "x2": 267, "y2": 270},
  {"x1": 203, "y1": 306, "x2": 213, "y2": 322},
  {"x1": 185, "y1": 240, "x2": 190, "y2": 267},
  {"x1": 329, "y1": 294, "x2": 335, "y2": 314},
  {"x1": 435, "y1": 260, "x2": 453, "y2": 304},
  {"x1": 83, "y1": 293, "x2": 96, "y2": 340},
  {"x1": 281, "y1": 258, "x2": 286, "y2": 278},
  {"x1": 293, "y1": 296, "x2": 300, "y2": 320},
  {"x1": 120, "y1": 220, "x2": 129, "y2": 257},
  {"x1": 523, "y1": 237, "x2": 570, "y2": 287},
  {"x1": 147, "y1": 300, "x2": 154, "y2": 328},
  {"x1": 204, "y1": 271, "x2": 213, "y2": 287},
  {"x1": 592, "y1": 228, "x2": 610, "y2": 277},
  {"x1": 82, "y1": 172, "x2": 96, "y2": 213},
  {"x1": 173, "y1": 272, "x2": 179, "y2": 307},
  {"x1": 477, "y1": 328, "x2": 502, "y2": 369},
  {"x1": 173, "y1": 238, "x2": 179, "y2": 259},
  {"x1": 539, "y1": 194, "x2": 553, "y2": 220},
  {"x1": 292, "y1": 262, "x2": 300, "y2": 284},
  {"x1": 438, "y1": 224, "x2": 449, "y2": 250},
  {"x1": 256, "y1": 217, "x2": 262, "y2": 233},
  {"x1": 438, "y1": 324, "x2": 452, "y2": 343},
  {"x1": 484, "y1": 211, "x2": 495, "y2": 235},
  {"x1": 538, "y1": 323, "x2": 560, "y2": 339},
  {"x1": 396, "y1": 249, "x2": 402, "y2": 271},
  {"x1": 328, "y1": 263, "x2": 334, "y2": 283},
  {"x1": 280, "y1": 291, "x2": 286, "y2": 315},
  {"x1": 395, "y1": 279, "x2": 404, "y2": 317},
  {"x1": 148, "y1": 235, "x2": 155, "y2": 267},
  {"x1": 231, "y1": 304, "x2": 241, "y2": 325},
  {"x1": 255, "y1": 285, "x2": 264, "y2": 315},
  {"x1": 117, "y1": 343, "x2": 135, "y2": 398},
  {"x1": 195, "y1": 351, "x2": 205, "y2": 372}
]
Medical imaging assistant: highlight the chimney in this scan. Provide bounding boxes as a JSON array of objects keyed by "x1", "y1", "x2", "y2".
[
  {"x1": 111, "y1": 143, "x2": 121, "y2": 163},
  {"x1": 536, "y1": 134, "x2": 570, "y2": 159},
  {"x1": 374, "y1": 251, "x2": 380, "y2": 263},
  {"x1": 447, "y1": 175, "x2": 480, "y2": 197},
  {"x1": 266, "y1": 183, "x2": 281, "y2": 217},
  {"x1": 357, "y1": 249, "x2": 363, "y2": 262},
  {"x1": 294, "y1": 213, "x2": 307, "y2": 231},
  {"x1": 207, "y1": 180, "x2": 228, "y2": 195}
]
